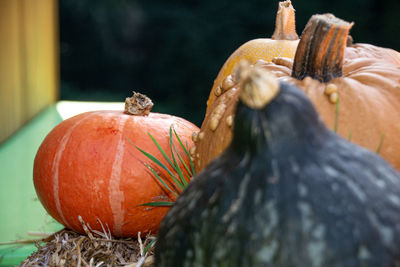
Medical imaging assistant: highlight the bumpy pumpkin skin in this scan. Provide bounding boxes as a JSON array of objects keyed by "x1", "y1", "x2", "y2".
[
  {"x1": 206, "y1": 38, "x2": 298, "y2": 110},
  {"x1": 194, "y1": 1, "x2": 298, "y2": 172},
  {"x1": 345, "y1": 43, "x2": 400, "y2": 66},
  {"x1": 33, "y1": 110, "x2": 199, "y2": 237},
  {"x1": 205, "y1": 0, "x2": 299, "y2": 114},
  {"x1": 194, "y1": 15, "x2": 400, "y2": 172},
  {"x1": 261, "y1": 45, "x2": 400, "y2": 171}
]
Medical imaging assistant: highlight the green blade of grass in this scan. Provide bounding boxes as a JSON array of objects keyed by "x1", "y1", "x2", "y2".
[
  {"x1": 171, "y1": 137, "x2": 193, "y2": 180},
  {"x1": 137, "y1": 146, "x2": 185, "y2": 191},
  {"x1": 334, "y1": 98, "x2": 339, "y2": 133},
  {"x1": 143, "y1": 163, "x2": 178, "y2": 198},
  {"x1": 173, "y1": 128, "x2": 196, "y2": 176},
  {"x1": 168, "y1": 127, "x2": 188, "y2": 186},
  {"x1": 141, "y1": 202, "x2": 174, "y2": 207},
  {"x1": 147, "y1": 133, "x2": 185, "y2": 189},
  {"x1": 169, "y1": 128, "x2": 193, "y2": 185},
  {"x1": 144, "y1": 239, "x2": 157, "y2": 254},
  {"x1": 174, "y1": 149, "x2": 192, "y2": 184},
  {"x1": 376, "y1": 133, "x2": 385, "y2": 154},
  {"x1": 148, "y1": 133, "x2": 177, "y2": 172},
  {"x1": 348, "y1": 131, "x2": 352, "y2": 141}
]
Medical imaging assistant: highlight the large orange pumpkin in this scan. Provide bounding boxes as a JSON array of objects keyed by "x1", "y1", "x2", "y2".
[
  {"x1": 33, "y1": 93, "x2": 199, "y2": 237},
  {"x1": 194, "y1": 14, "x2": 400, "y2": 172},
  {"x1": 262, "y1": 14, "x2": 400, "y2": 170}
]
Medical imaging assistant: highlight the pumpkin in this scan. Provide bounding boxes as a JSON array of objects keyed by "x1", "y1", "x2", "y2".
[
  {"x1": 194, "y1": 13, "x2": 400, "y2": 172},
  {"x1": 203, "y1": 0, "x2": 299, "y2": 116},
  {"x1": 193, "y1": 0, "x2": 299, "y2": 172},
  {"x1": 33, "y1": 92, "x2": 199, "y2": 237},
  {"x1": 155, "y1": 67, "x2": 400, "y2": 267}
]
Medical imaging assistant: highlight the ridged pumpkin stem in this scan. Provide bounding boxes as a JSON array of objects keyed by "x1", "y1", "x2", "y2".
[
  {"x1": 271, "y1": 1, "x2": 299, "y2": 40},
  {"x1": 292, "y1": 14, "x2": 353, "y2": 82},
  {"x1": 125, "y1": 92, "x2": 154, "y2": 116}
]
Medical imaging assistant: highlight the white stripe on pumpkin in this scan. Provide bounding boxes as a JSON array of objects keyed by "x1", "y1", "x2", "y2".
[
  {"x1": 52, "y1": 114, "x2": 95, "y2": 229},
  {"x1": 108, "y1": 115, "x2": 129, "y2": 236}
]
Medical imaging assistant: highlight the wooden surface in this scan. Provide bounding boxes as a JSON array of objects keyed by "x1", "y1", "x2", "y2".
[{"x1": 0, "y1": 0, "x2": 59, "y2": 144}]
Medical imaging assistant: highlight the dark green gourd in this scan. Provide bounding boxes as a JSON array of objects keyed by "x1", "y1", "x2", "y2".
[{"x1": 155, "y1": 66, "x2": 400, "y2": 267}]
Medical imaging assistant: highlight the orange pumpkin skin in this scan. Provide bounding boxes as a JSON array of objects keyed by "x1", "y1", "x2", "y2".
[
  {"x1": 192, "y1": 1, "x2": 299, "y2": 172},
  {"x1": 345, "y1": 43, "x2": 400, "y2": 66},
  {"x1": 33, "y1": 110, "x2": 199, "y2": 237},
  {"x1": 194, "y1": 14, "x2": 400, "y2": 172},
  {"x1": 261, "y1": 48, "x2": 400, "y2": 170}
]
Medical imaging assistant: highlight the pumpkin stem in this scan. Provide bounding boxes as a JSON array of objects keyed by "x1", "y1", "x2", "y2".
[
  {"x1": 124, "y1": 92, "x2": 153, "y2": 116},
  {"x1": 271, "y1": 1, "x2": 299, "y2": 40},
  {"x1": 292, "y1": 14, "x2": 353, "y2": 82}
]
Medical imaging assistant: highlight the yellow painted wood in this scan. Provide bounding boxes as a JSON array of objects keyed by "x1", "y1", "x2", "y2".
[
  {"x1": 21, "y1": 0, "x2": 59, "y2": 120},
  {"x1": 0, "y1": 1, "x2": 24, "y2": 143},
  {"x1": 0, "y1": 0, "x2": 59, "y2": 143}
]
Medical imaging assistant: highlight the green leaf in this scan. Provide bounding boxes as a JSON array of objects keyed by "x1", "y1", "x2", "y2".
[
  {"x1": 334, "y1": 98, "x2": 339, "y2": 133},
  {"x1": 131, "y1": 128, "x2": 195, "y2": 208},
  {"x1": 136, "y1": 146, "x2": 184, "y2": 191},
  {"x1": 143, "y1": 163, "x2": 178, "y2": 198},
  {"x1": 141, "y1": 202, "x2": 174, "y2": 207},
  {"x1": 376, "y1": 133, "x2": 385, "y2": 154},
  {"x1": 348, "y1": 131, "x2": 352, "y2": 141},
  {"x1": 147, "y1": 133, "x2": 185, "y2": 189},
  {"x1": 144, "y1": 239, "x2": 157, "y2": 254},
  {"x1": 168, "y1": 127, "x2": 188, "y2": 186},
  {"x1": 173, "y1": 128, "x2": 196, "y2": 176}
]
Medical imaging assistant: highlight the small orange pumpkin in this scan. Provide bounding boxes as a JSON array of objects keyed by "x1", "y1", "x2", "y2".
[
  {"x1": 33, "y1": 93, "x2": 199, "y2": 237},
  {"x1": 194, "y1": 14, "x2": 400, "y2": 172}
]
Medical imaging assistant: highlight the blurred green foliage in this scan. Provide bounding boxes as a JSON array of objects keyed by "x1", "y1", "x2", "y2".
[{"x1": 60, "y1": 0, "x2": 400, "y2": 126}]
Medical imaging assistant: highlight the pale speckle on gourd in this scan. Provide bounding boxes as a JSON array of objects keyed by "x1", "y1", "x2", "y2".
[
  {"x1": 226, "y1": 115, "x2": 233, "y2": 127},
  {"x1": 388, "y1": 194, "x2": 400, "y2": 207},
  {"x1": 298, "y1": 183, "x2": 308, "y2": 197},
  {"x1": 345, "y1": 178, "x2": 367, "y2": 202},
  {"x1": 209, "y1": 103, "x2": 227, "y2": 131},
  {"x1": 367, "y1": 211, "x2": 394, "y2": 247},
  {"x1": 358, "y1": 245, "x2": 371, "y2": 260},
  {"x1": 329, "y1": 92, "x2": 339, "y2": 103}
]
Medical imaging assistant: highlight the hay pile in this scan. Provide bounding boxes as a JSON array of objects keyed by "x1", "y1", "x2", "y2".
[{"x1": 20, "y1": 220, "x2": 155, "y2": 267}]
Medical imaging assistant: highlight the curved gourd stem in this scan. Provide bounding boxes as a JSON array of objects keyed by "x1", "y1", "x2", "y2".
[
  {"x1": 271, "y1": 0, "x2": 299, "y2": 40},
  {"x1": 292, "y1": 14, "x2": 353, "y2": 82}
]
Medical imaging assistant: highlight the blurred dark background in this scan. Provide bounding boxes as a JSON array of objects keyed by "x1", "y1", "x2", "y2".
[{"x1": 59, "y1": 0, "x2": 400, "y2": 126}]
